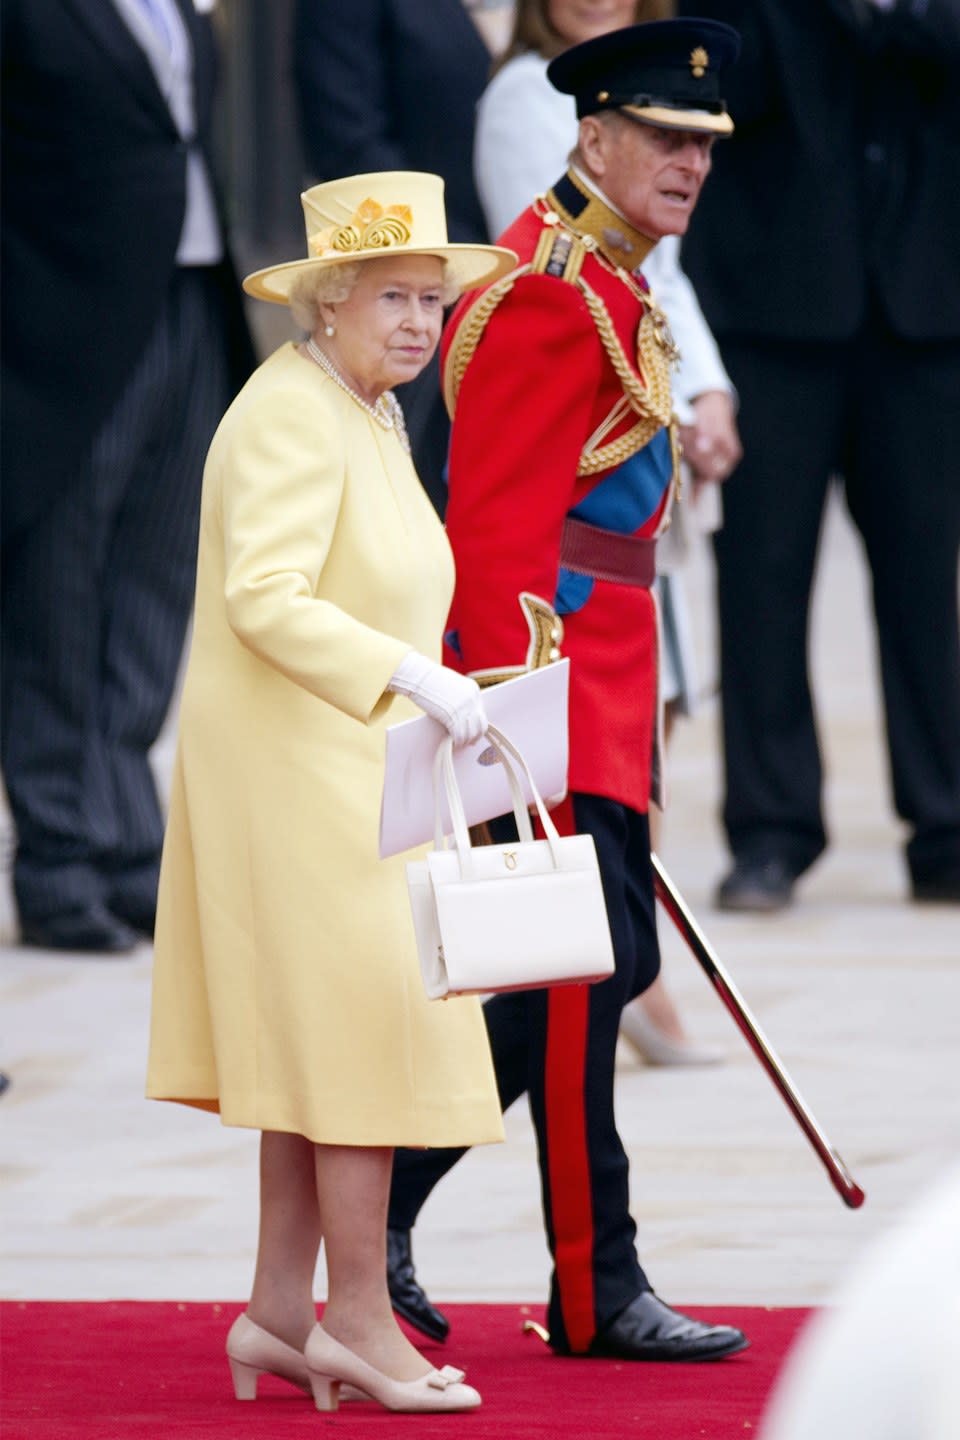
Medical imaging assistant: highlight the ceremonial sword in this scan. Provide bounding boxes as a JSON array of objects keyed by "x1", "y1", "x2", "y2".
[{"x1": 651, "y1": 852, "x2": 866, "y2": 1210}]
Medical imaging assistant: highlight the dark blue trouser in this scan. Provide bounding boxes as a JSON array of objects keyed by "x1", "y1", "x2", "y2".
[
  {"x1": 715, "y1": 321, "x2": 960, "y2": 885},
  {"x1": 389, "y1": 792, "x2": 661, "y2": 1351}
]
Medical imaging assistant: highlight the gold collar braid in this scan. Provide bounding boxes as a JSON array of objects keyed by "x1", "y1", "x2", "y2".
[{"x1": 544, "y1": 170, "x2": 657, "y2": 273}]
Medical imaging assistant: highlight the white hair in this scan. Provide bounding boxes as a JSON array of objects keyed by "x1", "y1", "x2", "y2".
[
  {"x1": 288, "y1": 263, "x2": 363, "y2": 331},
  {"x1": 287, "y1": 257, "x2": 461, "y2": 331}
]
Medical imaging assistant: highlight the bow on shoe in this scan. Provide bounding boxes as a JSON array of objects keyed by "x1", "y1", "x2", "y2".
[{"x1": 428, "y1": 1366, "x2": 467, "y2": 1390}]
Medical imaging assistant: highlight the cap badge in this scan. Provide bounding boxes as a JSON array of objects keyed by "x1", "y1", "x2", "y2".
[
  {"x1": 690, "y1": 46, "x2": 709, "y2": 79},
  {"x1": 311, "y1": 198, "x2": 413, "y2": 257}
]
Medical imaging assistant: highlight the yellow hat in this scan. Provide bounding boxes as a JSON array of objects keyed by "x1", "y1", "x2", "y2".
[{"x1": 243, "y1": 171, "x2": 517, "y2": 304}]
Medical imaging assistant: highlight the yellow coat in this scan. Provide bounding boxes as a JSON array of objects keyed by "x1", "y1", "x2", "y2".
[{"x1": 146, "y1": 344, "x2": 503, "y2": 1148}]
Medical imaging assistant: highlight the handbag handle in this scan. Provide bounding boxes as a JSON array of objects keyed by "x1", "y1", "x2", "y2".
[
  {"x1": 432, "y1": 729, "x2": 532, "y2": 851},
  {"x1": 432, "y1": 725, "x2": 535, "y2": 850},
  {"x1": 432, "y1": 724, "x2": 564, "y2": 877}
]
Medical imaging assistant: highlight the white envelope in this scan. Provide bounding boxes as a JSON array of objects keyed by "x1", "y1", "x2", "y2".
[{"x1": 379, "y1": 660, "x2": 570, "y2": 858}]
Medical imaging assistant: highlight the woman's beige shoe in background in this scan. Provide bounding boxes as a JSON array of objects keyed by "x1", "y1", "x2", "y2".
[{"x1": 619, "y1": 1004, "x2": 723, "y2": 1067}]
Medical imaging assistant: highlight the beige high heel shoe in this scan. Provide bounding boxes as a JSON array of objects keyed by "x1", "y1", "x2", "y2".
[
  {"x1": 304, "y1": 1322, "x2": 481, "y2": 1413},
  {"x1": 225, "y1": 1313, "x2": 312, "y2": 1400},
  {"x1": 619, "y1": 1004, "x2": 723, "y2": 1067}
]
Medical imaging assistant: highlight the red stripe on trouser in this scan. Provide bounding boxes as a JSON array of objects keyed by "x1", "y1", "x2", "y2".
[
  {"x1": 545, "y1": 986, "x2": 595, "y2": 1351},
  {"x1": 540, "y1": 795, "x2": 596, "y2": 1352}
]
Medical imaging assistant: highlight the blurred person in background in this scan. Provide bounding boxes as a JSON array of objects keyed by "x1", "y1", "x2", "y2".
[
  {"x1": 292, "y1": 0, "x2": 516, "y2": 514},
  {"x1": 0, "y1": 0, "x2": 255, "y2": 953},
  {"x1": 472, "y1": 0, "x2": 741, "y2": 1065},
  {"x1": 147, "y1": 169, "x2": 515, "y2": 1415},
  {"x1": 677, "y1": 0, "x2": 960, "y2": 912},
  {"x1": 760, "y1": 1163, "x2": 960, "y2": 1440}
]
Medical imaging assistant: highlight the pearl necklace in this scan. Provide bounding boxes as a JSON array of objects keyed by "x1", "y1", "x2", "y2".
[{"x1": 305, "y1": 339, "x2": 409, "y2": 451}]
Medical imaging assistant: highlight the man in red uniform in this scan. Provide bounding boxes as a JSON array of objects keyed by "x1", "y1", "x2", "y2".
[{"x1": 388, "y1": 20, "x2": 748, "y2": 1361}]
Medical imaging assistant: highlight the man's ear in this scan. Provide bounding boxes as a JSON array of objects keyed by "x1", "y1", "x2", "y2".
[{"x1": 577, "y1": 114, "x2": 609, "y2": 181}]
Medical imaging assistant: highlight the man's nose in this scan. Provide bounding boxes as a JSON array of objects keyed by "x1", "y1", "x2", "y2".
[{"x1": 680, "y1": 142, "x2": 712, "y2": 178}]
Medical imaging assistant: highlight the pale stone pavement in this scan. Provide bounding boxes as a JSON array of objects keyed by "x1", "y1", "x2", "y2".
[{"x1": 2, "y1": 490, "x2": 958, "y2": 1311}]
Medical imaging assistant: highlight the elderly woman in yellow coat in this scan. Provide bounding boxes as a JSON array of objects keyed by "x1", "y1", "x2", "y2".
[{"x1": 146, "y1": 171, "x2": 516, "y2": 1415}]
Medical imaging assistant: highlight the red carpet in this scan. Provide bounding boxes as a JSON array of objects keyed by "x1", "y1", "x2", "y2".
[{"x1": 2, "y1": 1302, "x2": 813, "y2": 1439}]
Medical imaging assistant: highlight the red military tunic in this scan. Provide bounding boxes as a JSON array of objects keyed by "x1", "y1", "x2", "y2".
[{"x1": 441, "y1": 170, "x2": 680, "y2": 813}]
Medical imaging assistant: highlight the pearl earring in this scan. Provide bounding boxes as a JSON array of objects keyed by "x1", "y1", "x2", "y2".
[{"x1": 324, "y1": 324, "x2": 335, "y2": 338}]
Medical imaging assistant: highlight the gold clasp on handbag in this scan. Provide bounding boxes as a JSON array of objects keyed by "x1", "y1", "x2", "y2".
[{"x1": 504, "y1": 851, "x2": 518, "y2": 870}]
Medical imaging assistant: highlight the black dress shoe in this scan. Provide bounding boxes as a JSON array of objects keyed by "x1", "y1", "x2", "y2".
[
  {"x1": 20, "y1": 904, "x2": 138, "y2": 954},
  {"x1": 108, "y1": 870, "x2": 159, "y2": 936},
  {"x1": 715, "y1": 856, "x2": 795, "y2": 913},
  {"x1": 911, "y1": 870, "x2": 960, "y2": 903},
  {"x1": 583, "y1": 1292, "x2": 749, "y2": 1362},
  {"x1": 386, "y1": 1228, "x2": 450, "y2": 1343}
]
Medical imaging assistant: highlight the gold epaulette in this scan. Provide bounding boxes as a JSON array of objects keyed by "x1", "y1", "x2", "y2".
[{"x1": 529, "y1": 226, "x2": 588, "y2": 285}]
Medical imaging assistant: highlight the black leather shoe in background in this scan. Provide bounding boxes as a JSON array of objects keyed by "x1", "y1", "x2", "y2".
[
  {"x1": 108, "y1": 869, "x2": 160, "y2": 936},
  {"x1": 584, "y1": 1292, "x2": 749, "y2": 1362},
  {"x1": 715, "y1": 856, "x2": 795, "y2": 913},
  {"x1": 386, "y1": 1227, "x2": 450, "y2": 1343},
  {"x1": 911, "y1": 869, "x2": 960, "y2": 903},
  {"x1": 19, "y1": 903, "x2": 138, "y2": 954}
]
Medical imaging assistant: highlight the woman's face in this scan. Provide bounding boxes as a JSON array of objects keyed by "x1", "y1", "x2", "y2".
[
  {"x1": 320, "y1": 254, "x2": 446, "y2": 402},
  {"x1": 547, "y1": 0, "x2": 637, "y2": 46}
]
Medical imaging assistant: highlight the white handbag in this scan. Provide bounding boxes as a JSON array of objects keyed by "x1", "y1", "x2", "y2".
[{"x1": 406, "y1": 726, "x2": 616, "y2": 1000}]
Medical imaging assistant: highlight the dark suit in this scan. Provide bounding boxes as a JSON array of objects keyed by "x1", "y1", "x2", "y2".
[
  {"x1": 1, "y1": 0, "x2": 254, "y2": 930},
  {"x1": 678, "y1": 0, "x2": 960, "y2": 890},
  {"x1": 292, "y1": 0, "x2": 496, "y2": 514}
]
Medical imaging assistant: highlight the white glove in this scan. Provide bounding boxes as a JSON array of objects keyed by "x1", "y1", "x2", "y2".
[{"x1": 388, "y1": 651, "x2": 488, "y2": 747}]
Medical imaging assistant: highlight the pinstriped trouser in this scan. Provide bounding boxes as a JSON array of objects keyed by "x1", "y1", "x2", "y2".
[{"x1": 1, "y1": 267, "x2": 230, "y2": 921}]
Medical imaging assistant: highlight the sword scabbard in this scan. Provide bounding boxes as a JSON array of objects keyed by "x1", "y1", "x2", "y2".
[{"x1": 651, "y1": 852, "x2": 866, "y2": 1210}]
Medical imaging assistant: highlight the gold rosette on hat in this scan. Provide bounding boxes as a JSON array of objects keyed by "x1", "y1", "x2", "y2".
[{"x1": 310, "y1": 200, "x2": 414, "y2": 258}]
